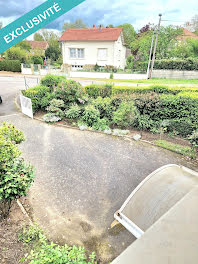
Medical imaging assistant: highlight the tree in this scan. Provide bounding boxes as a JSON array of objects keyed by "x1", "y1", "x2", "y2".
[
  {"x1": 45, "y1": 45, "x2": 61, "y2": 62},
  {"x1": 34, "y1": 32, "x2": 44, "y2": 41},
  {"x1": 15, "y1": 40, "x2": 31, "y2": 52},
  {"x1": 106, "y1": 24, "x2": 114, "y2": 28},
  {"x1": 117, "y1": 23, "x2": 136, "y2": 47},
  {"x1": 62, "y1": 19, "x2": 87, "y2": 32},
  {"x1": 0, "y1": 122, "x2": 34, "y2": 220},
  {"x1": 5, "y1": 47, "x2": 27, "y2": 63}
]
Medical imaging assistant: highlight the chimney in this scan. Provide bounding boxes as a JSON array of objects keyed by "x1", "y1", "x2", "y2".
[{"x1": 93, "y1": 24, "x2": 95, "y2": 28}]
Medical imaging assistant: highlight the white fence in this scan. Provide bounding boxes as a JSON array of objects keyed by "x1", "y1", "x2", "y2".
[
  {"x1": 21, "y1": 64, "x2": 65, "y2": 76},
  {"x1": 69, "y1": 71, "x2": 147, "y2": 80},
  {"x1": 20, "y1": 94, "x2": 33, "y2": 119}
]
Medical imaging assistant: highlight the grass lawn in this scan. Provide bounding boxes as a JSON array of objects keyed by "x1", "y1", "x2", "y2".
[
  {"x1": 71, "y1": 77, "x2": 198, "y2": 85},
  {"x1": 154, "y1": 139, "x2": 196, "y2": 159}
]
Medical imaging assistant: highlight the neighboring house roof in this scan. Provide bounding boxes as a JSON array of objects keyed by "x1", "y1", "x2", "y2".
[
  {"x1": 59, "y1": 28, "x2": 123, "y2": 42},
  {"x1": 177, "y1": 28, "x2": 198, "y2": 40},
  {"x1": 27, "y1": 41, "x2": 49, "y2": 50}
]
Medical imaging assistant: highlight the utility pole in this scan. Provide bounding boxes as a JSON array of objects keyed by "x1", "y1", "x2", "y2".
[
  {"x1": 148, "y1": 14, "x2": 162, "y2": 79},
  {"x1": 147, "y1": 28, "x2": 155, "y2": 79}
]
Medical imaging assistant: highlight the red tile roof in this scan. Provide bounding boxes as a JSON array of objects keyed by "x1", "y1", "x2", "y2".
[
  {"x1": 27, "y1": 41, "x2": 49, "y2": 50},
  {"x1": 59, "y1": 28, "x2": 123, "y2": 42},
  {"x1": 177, "y1": 28, "x2": 198, "y2": 40}
]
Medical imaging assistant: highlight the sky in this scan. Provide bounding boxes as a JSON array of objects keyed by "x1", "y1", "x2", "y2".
[{"x1": 0, "y1": 0, "x2": 198, "y2": 33}]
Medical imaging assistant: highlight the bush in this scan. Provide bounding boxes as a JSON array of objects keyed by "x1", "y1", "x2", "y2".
[
  {"x1": 55, "y1": 80, "x2": 86, "y2": 104},
  {"x1": 112, "y1": 86, "x2": 152, "y2": 95},
  {"x1": 93, "y1": 96, "x2": 115, "y2": 121},
  {"x1": 150, "y1": 85, "x2": 169, "y2": 94},
  {"x1": 85, "y1": 84, "x2": 113, "y2": 98},
  {"x1": 40, "y1": 92, "x2": 56, "y2": 110},
  {"x1": 0, "y1": 123, "x2": 34, "y2": 219},
  {"x1": 5, "y1": 47, "x2": 27, "y2": 63},
  {"x1": 31, "y1": 56, "x2": 43, "y2": 65},
  {"x1": 0, "y1": 60, "x2": 21, "y2": 72},
  {"x1": 81, "y1": 105, "x2": 100, "y2": 127},
  {"x1": 0, "y1": 158, "x2": 34, "y2": 201},
  {"x1": 46, "y1": 99, "x2": 65, "y2": 119},
  {"x1": 22, "y1": 85, "x2": 50, "y2": 112},
  {"x1": 177, "y1": 91, "x2": 198, "y2": 99},
  {"x1": 40, "y1": 75, "x2": 67, "y2": 91},
  {"x1": 154, "y1": 58, "x2": 198, "y2": 71},
  {"x1": 189, "y1": 130, "x2": 198, "y2": 150},
  {"x1": 112, "y1": 101, "x2": 137, "y2": 128},
  {"x1": 65, "y1": 104, "x2": 81, "y2": 119},
  {"x1": 0, "y1": 122, "x2": 25, "y2": 144},
  {"x1": 92, "y1": 118, "x2": 110, "y2": 131}
]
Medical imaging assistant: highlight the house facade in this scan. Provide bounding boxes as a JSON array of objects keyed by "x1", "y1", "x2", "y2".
[{"x1": 59, "y1": 27, "x2": 126, "y2": 71}]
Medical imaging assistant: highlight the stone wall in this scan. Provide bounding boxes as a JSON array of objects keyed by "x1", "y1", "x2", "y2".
[{"x1": 152, "y1": 70, "x2": 198, "y2": 79}]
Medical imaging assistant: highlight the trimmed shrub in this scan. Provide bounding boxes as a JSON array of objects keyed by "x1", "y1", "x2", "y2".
[
  {"x1": 55, "y1": 80, "x2": 86, "y2": 104},
  {"x1": 113, "y1": 86, "x2": 152, "y2": 95},
  {"x1": 85, "y1": 84, "x2": 113, "y2": 98},
  {"x1": 154, "y1": 58, "x2": 198, "y2": 71},
  {"x1": 22, "y1": 85, "x2": 50, "y2": 112},
  {"x1": 40, "y1": 75, "x2": 67, "y2": 91},
  {"x1": 0, "y1": 60, "x2": 21, "y2": 72},
  {"x1": 177, "y1": 91, "x2": 198, "y2": 99}
]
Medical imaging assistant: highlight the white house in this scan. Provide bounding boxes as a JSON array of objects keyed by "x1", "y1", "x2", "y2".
[{"x1": 59, "y1": 27, "x2": 127, "y2": 71}]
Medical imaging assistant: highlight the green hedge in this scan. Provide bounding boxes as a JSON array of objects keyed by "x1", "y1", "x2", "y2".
[
  {"x1": 0, "y1": 60, "x2": 21, "y2": 72},
  {"x1": 85, "y1": 84, "x2": 113, "y2": 98},
  {"x1": 154, "y1": 58, "x2": 198, "y2": 71},
  {"x1": 40, "y1": 75, "x2": 67, "y2": 91},
  {"x1": 22, "y1": 85, "x2": 50, "y2": 112},
  {"x1": 134, "y1": 94, "x2": 198, "y2": 137}
]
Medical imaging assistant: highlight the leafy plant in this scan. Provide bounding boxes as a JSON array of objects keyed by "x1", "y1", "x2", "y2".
[
  {"x1": 19, "y1": 224, "x2": 97, "y2": 264},
  {"x1": 0, "y1": 122, "x2": 25, "y2": 144},
  {"x1": 189, "y1": 130, "x2": 198, "y2": 150},
  {"x1": 112, "y1": 101, "x2": 136, "y2": 127},
  {"x1": 40, "y1": 75, "x2": 66, "y2": 91},
  {"x1": 43, "y1": 113, "x2": 61, "y2": 123},
  {"x1": 92, "y1": 118, "x2": 110, "y2": 131},
  {"x1": 55, "y1": 80, "x2": 86, "y2": 104},
  {"x1": 81, "y1": 105, "x2": 100, "y2": 127},
  {"x1": 65, "y1": 104, "x2": 81, "y2": 119},
  {"x1": 46, "y1": 99, "x2": 65, "y2": 119}
]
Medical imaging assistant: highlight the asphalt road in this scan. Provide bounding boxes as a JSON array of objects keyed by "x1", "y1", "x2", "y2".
[{"x1": 0, "y1": 76, "x2": 197, "y2": 262}]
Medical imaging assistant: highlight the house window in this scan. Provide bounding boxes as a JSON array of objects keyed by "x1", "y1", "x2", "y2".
[
  {"x1": 69, "y1": 48, "x2": 85, "y2": 59},
  {"x1": 98, "y1": 48, "x2": 107, "y2": 60}
]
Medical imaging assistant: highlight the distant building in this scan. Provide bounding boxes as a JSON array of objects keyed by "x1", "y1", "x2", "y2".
[
  {"x1": 177, "y1": 28, "x2": 198, "y2": 41},
  {"x1": 27, "y1": 41, "x2": 49, "y2": 56},
  {"x1": 59, "y1": 26, "x2": 127, "y2": 71}
]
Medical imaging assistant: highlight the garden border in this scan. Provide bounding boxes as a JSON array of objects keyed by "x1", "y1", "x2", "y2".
[{"x1": 14, "y1": 93, "x2": 197, "y2": 161}]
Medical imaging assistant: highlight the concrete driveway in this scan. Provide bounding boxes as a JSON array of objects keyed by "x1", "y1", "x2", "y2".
[{"x1": 0, "y1": 76, "x2": 197, "y2": 262}]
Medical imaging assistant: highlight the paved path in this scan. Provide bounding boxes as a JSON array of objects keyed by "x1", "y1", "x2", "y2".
[{"x1": 0, "y1": 77, "x2": 197, "y2": 262}]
